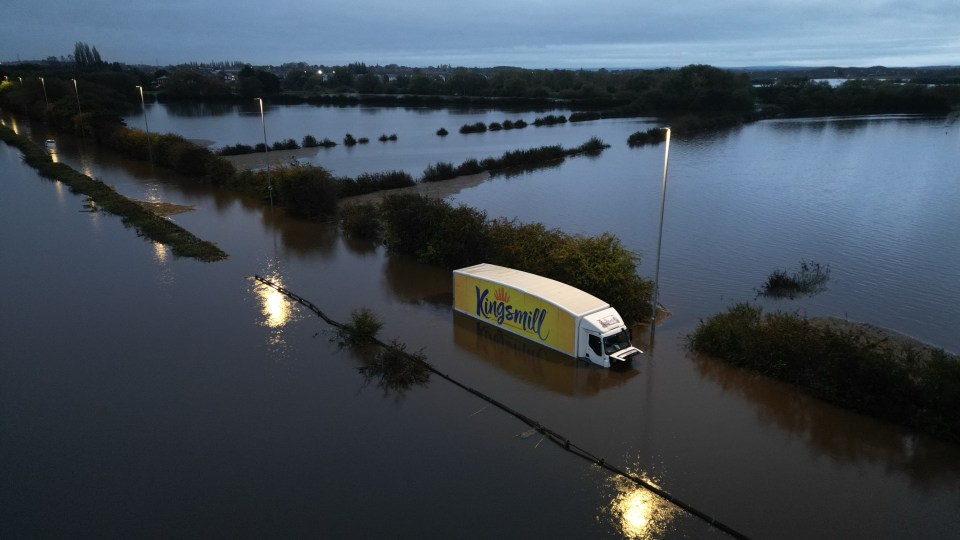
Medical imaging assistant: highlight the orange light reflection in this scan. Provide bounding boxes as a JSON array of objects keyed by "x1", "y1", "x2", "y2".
[
  {"x1": 256, "y1": 273, "x2": 292, "y2": 329},
  {"x1": 607, "y1": 474, "x2": 676, "y2": 539}
]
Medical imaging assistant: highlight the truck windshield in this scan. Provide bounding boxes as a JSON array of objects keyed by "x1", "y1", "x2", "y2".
[{"x1": 603, "y1": 330, "x2": 632, "y2": 355}]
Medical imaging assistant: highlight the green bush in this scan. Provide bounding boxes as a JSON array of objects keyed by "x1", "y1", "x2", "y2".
[
  {"x1": 358, "y1": 339, "x2": 431, "y2": 393},
  {"x1": 533, "y1": 114, "x2": 567, "y2": 126},
  {"x1": 337, "y1": 170, "x2": 415, "y2": 197},
  {"x1": 627, "y1": 127, "x2": 667, "y2": 148},
  {"x1": 340, "y1": 202, "x2": 383, "y2": 240},
  {"x1": 269, "y1": 163, "x2": 339, "y2": 219},
  {"x1": 459, "y1": 122, "x2": 487, "y2": 134},
  {"x1": 381, "y1": 193, "x2": 450, "y2": 256},
  {"x1": 271, "y1": 138, "x2": 300, "y2": 151},
  {"x1": 336, "y1": 308, "x2": 383, "y2": 347},
  {"x1": 758, "y1": 260, "x2": 831, "y2": 299},
  {"x1": 569, "y1": 111, "x2": 602, "y2": 122},
  {"x1": 421, "y1": 161, "x2": 456, "y2": 182},
  {"x1": 218, "y1": 142, "x2": 256, "y2": 155},
  {"x1": 378, "y1": 194, "x2": 652, "y2": 323},
  {"x1": 688, "y1": 305, "x2": 960, "y2": 441},
  {"x1": 381, "y1": 194, "x2": 491, "y2": 267}
]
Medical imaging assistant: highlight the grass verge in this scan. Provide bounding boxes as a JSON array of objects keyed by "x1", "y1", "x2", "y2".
[{"x1": 0, "y1": 125, "x2": 227, "y2": 262}]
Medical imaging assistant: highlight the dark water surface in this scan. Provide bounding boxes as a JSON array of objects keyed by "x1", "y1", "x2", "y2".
[{"x1": 2, "y1": 106, "x2": 959, "y2": 539}]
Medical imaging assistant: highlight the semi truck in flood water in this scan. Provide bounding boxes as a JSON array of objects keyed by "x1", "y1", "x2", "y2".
[{"x1": 453, "y1": 263, "x2": 643, "y2": 368}]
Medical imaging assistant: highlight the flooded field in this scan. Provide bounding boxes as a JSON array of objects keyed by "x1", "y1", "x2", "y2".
[{"x1": 2, "y1": 106, "x2": 958, "y2": 538}]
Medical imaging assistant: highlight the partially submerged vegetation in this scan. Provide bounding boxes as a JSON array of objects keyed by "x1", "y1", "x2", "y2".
[
  {"x1": 688, "y1": 303, "x2": 960, "y2": 442},
  {"x1": 227, "y1": 138, "x2": 610, "y2": 221},
  {"x1": 420, "y1": 138, "x2": 608, "y2": 182},
  {"x1": 335, "y1": 308, "x2": 431, "y2": 394},
  {"x1": 341, "y1": 193, "x2": 653, "y2": 325},
  {"x1": 357, "y1": 339, "x2": 431, "y2": 394},
  {"x1": 335, "y1": 308, "x2": 384, "y2": 347},
  {"x1": 757, "y1": 260, "x2": 831, "y2": 299},
  {"x1": 0, "y1": 124, "x2": 227, "y2": 261},
  {"x1": 627, "y1": 127, "x2": 668, "y2": 148}
]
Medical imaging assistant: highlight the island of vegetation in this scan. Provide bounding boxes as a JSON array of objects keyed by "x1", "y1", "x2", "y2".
[
  {"x1": 0, "y1": 123, "x2": 227, "y2": 262},
  {"x1": 688, "y1": 304, "x2": 960, "y2": 442}
]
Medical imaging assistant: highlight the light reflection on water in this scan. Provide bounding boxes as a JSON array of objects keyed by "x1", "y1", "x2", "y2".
[
  {"x1": 603, "y1": 473, "x2": 676, "y2": 539},
  {"x1": 152, "y1": 241, "x2": 168, "y2": 264},
  {"x1": 252, "y1": 259, "x2": 302, "y2": 358},
  {"x1": 255, "y1": 271, "x2": 292, "y2": 330}
]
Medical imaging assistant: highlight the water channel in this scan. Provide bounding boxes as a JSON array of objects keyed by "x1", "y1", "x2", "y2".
[{"x1": 1, "y1": 103, "x2": 958, "y2": 539}]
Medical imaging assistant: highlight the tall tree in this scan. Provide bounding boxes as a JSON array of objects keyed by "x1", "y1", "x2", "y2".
[{"x1": 73, "y1": 42, "x2": 104, "y2": 69}]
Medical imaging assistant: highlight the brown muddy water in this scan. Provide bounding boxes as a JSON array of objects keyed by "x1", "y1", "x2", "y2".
[{"x1": 1, "y1": 107, "x2": 959, "y2": 539}]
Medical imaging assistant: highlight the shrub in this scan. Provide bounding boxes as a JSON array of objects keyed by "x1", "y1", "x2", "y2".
[
  {"x1": 459, "y1": 121, "x2": 487, "y2": 134},
  {"x1": 337, "y1": 170, "x2": 416, "y2": 197},
  {"x1": 454, "y1": 158, "x2": 484, "y2": 176},
  {"x1": 533, "y1": 114, "x2": 567, "y2": 126},
  {"x1": 380, "y1": 194, "x2": 490, "y2": 268},
  {"x1": 570, "y1": 111, "x2": 602, "y2": 122},
  {"x1": 358, "y1": 339, "x2": 431, "y2": 394},
  {"x1": 688, "y1": 306, "x2": 960, "y2": 441},
  {"x1": 340, "y1": 202, "x2": 383, "y2": 240},
  {"x1": 378, "y1": 194, "x2": 651, "y2": 322},
  {"x1": 627, "y1": 127, "x2": 667, "y2": 148},
  {"x1": 271, "y1": 138, "x2": 300, "y2": 151},
  {"x1": 270, "y1": 163, "x2": 339, "y2": 219},
  {"x1": 421, "y1": 161, "x2": 456, "y2": 182},
  {"x1": 381, "y1": 193, "x2": 450, "y2": 257},
  {"x1": 358, "y1": 137, "x2": 369, "y2": 144},
  {"x1": 758, "y1": 260, "x2": 830, "y2": 299},
  {"x1": 344, "y1": 133, "x2": 357, "y2": 146},
  {"x1": 488, "y1": 122, "x2": 503, "y2": 131},
  {"x1": 436, "y1": 127, "x2": 449, "y2": 136},
  {"x1": 336, "y1": 308, "x2": 383, "y2": 347},
  {"x1": 302, "y1": 134, "x2": 319, "y2": 147},
  {"x1": 574, "y1": 137, "x2": 608, "y2": 154},
  {"x1": 217, "y1": 142, "x2": 256, "y2": 156}
]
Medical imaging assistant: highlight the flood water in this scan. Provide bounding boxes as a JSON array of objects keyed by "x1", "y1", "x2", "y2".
[{"x1": 2, "y1": 104, "x2": 959, "y2": 539}]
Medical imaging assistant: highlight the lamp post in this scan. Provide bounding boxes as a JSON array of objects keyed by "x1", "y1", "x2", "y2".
[
  {"x1": 255, "y1": 97, "x2": 273, "y2": 205},
  {"x1": 135, "y1": 85, "x2": 152, "y2": 162},
  {"x1": 650, "y1": 127, "x2": 672, "y2": 341},
  {"x1": 38, "y1": 77, "x2": 49, "y2": 108},
  {"x1": 71, "y1": 79, "x2": 83, "y2": 135}
]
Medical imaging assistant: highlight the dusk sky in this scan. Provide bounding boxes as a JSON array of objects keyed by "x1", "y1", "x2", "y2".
[{"x1": 4, "y1": 0, "x2": 958, "y2": 68}]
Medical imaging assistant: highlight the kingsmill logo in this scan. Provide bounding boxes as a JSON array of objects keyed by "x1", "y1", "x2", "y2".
[{"x1": 475, "y1": 286, "x2": 549, "y2": 341}]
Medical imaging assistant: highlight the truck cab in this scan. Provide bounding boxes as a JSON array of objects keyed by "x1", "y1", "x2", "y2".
[{"x1": 580, "y1": 308, "x2": 643, "y2": 368}]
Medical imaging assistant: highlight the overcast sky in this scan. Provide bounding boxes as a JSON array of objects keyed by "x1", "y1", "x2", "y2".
[{"x1": 3, "y1": 0, "x2": 958, "y2": 68}]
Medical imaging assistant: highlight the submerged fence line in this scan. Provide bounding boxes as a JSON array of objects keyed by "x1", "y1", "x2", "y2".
[{"x1": 251, "y1": 274, "x2": 750, "y2": 540}]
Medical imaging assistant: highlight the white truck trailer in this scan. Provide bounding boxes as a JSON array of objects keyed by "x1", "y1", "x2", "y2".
[{"x1": 453, "y1": 263, "x2": 643, "y2": 368}]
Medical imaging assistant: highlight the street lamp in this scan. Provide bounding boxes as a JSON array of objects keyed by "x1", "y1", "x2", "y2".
[
  {"x1": 135, "y1": 85, "x2": 152, "y2": 162},
  {"x1": 255, "y1": 97, "x2": 273, "y2": 205},
  {"x1": 650, "y1": 127, "x2": 672, "y2": 340},
  {"x1": 71, "y1": 79, "x2": 83, "y2": 134},
  {"x1": 38, "y1": 77, "x2": 49, "y2": 108}
]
